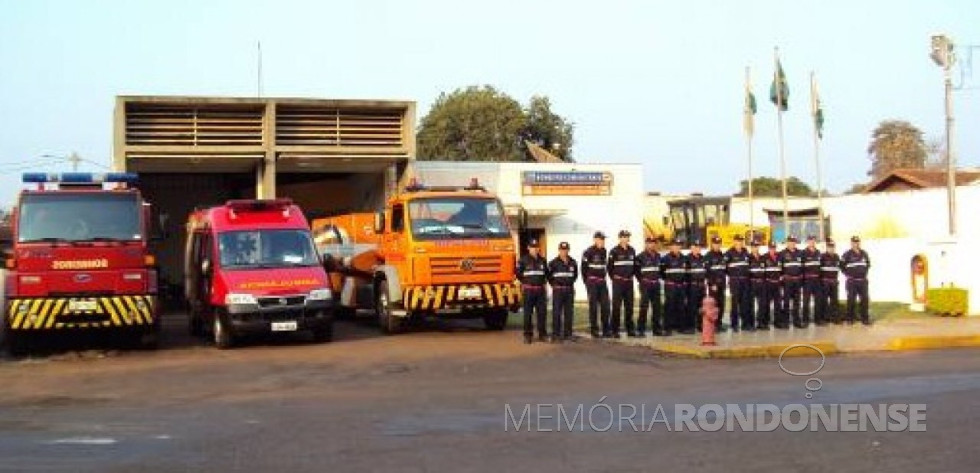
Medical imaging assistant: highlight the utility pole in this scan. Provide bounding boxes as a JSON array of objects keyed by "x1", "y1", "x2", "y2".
[
  {"x1": 68, "y1": 151, "x2": 81, "y2": 172},
  {"x1": 930, "y1": 34, "x2": 957, "y2": 237}
]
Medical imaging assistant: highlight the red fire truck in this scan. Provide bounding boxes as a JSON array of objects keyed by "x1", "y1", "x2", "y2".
[
  {"x1": 1, "y1": 172, "x2": 160, "y2": 354},
  {"x1": 184, "y1": 199, "x2": 334, "y2": 348}
]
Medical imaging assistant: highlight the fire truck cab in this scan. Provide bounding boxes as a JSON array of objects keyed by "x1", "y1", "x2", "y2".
[
  {"x1": 184, "y1": 199, "x2": 334, "y2": 348},
  {"x1": 1, "y1": 172, "x2": 160, "y2": 354}
]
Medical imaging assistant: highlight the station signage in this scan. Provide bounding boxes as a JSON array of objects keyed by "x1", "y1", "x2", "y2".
[{"x1": 521, "y1": 171, "x2": 613, "y2": 196}]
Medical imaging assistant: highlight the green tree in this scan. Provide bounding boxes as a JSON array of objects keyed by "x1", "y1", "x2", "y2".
[
  {"x1": 843, "y1": 183, "x2": 868, "y2": 195},
  {"x1": 735, "y1": 176, "x2": 816, "y2": 197},
  {"x1": 416, "y1": 86, "x2": 574, "y2": 162},
  {"x1": 521, "y1": 96, "x2": 575, "y2": 162},
  {"x1": 867, "y1": 120, "x2": 927, "y2": 179}
]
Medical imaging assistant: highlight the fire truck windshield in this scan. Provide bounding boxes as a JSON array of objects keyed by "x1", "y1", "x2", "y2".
[
  {"x1": 17, "y1": 193, "x2": 141, "y2": 243},
  {"x1": 409, "y1": 198, "x2": 511, "y2": 240},
  {"x1": 218, "y1": 229, "x2": 319, "y2": 269}
]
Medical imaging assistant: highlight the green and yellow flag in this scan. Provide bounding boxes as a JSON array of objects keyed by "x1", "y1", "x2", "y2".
[
  {"x1": 811, "y1": 75, "x2": 824, "y2": 139},
  {"x1": 770, "y1": 60, "x2": 789, "y2": 111},
  {"x1": 744, "y1": 73, "x2": 757, "y2": 137}
]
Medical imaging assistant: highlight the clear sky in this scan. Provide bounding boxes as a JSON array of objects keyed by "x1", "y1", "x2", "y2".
[{"x1": 1, "y1": 0, "x2": 977, "y2": 206}]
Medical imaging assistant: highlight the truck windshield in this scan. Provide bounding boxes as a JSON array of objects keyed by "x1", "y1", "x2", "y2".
[
  {"x1": 218, "y1": 229, "x2": 319, "y2": 269},
  {"x1": 17, "y1": 193, "x2": 141, "y2": 243},
  {"x1": 408, "y1": 198, "x2": 511, "y2": 240}
]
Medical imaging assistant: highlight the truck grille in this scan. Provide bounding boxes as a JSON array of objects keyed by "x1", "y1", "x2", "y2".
[
  {"x1": 257, "y1": 296, "x2": 307, "y2": 308},
  {"x1": 429, "y1": 256, "x2": 502, "y2": 276}
]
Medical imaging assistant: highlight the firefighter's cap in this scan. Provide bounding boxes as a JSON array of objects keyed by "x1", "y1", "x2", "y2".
[
  {"x1": 527, "y1": 239, "x2": 540, "y2": 248},
  {"x1": 558, "y1": 241, "x2": 570, "y2": 250},
  {"x1": 851, "y1": 235, "x2": 861, "y2": 243},
  {"x1": 711, "y1": 236, "x2": 722, "y2": 244},
  {"x1": 733, "y1": 235, "x2": 745, "y2": 241},
  {"x1": 618, "y1": 230, "x2": 631, "y2": 238},
  {"x1": 786, "y1": 235, "x2": 799, "y2": 243},
  {"x1": 593, "y1": 231, "x2": 606, "y2": 239}
]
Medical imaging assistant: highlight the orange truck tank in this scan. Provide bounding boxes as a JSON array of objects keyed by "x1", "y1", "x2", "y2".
[{"x1": 311, "y1": 178, "x2": 520, "y2": 334}]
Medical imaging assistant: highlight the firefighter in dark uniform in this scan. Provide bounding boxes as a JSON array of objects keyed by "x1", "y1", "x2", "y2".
[
  {"x1": 517, "y1": 239, "x2": 548, "y2": 344},
  {"x1": 780, "y1": 236, "x2": 805, "y2": 328},
  {"x1": 548, "y1": 241, "x2": 578, "y2": 341},
  {"x1": 801, "y1": 235, "x2": 825, "y2": 325},
  {"x1": 819, "y1": 239, "x2": 842, "y2": 324},
  {"x1": 840, "y1": 235, "x2": 871, "y2": 325},
  {"x1": 765, "y1": 242, "x2": 786, "y2": 329},
  {"x1": 582, "y1": 232, "x2": 611, "y2": 338},
  {"x1": 747, "y1": 240, "x2": 767, "y2": 330},
  {"x1": 687, "y1": 240, "x2": 709, "y2": 333},
  {"x1": 724, "y1": 235, "x2": 752, "y2": 331},
  {"x1": 635, "y1": 237, "x2": 664, "y2": 336},
  {"x1": 705, "y1": 236, "x2": 728, "y2": 332},
  {"x1": 661, "y1": 239, "x2": 687, "y2": 333},
  {"x1": 607, "y1": 230, "x2": 637, "y2": 337}
]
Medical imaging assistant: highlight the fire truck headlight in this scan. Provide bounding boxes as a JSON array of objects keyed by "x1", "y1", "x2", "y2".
[
  {"x1": 307, "y1": 288, "x2": 333, "y2": 301},
  {"x1": 19, "y1": 276, "x2": 41, "y2": 285},
  {"x1": 225, "y1": 293, "x2": 258, "y2": 306}
]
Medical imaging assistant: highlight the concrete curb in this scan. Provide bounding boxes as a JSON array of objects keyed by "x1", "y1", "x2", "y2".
[
  {"x1": 885, "y1": 335, "x2": 980, "y2": 351},
  {"x1": 648, "y1": 342, "x2": 838, "y2": 359}
]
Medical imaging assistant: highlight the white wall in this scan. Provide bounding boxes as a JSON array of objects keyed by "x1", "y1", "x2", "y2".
[{"x1": 727, "y1": 186, "x2": 980, "y2": 314}]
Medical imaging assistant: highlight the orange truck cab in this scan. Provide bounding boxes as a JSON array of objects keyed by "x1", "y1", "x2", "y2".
[
  {"x1": 184, "y1": 199, "x2": 334, "y2": 348},
  {"x1": 1, "y1": 172, "x2": 160, "y2": 354},
  {"x1": 312, "y1": 178, "x2": 520, "y2": 334}
]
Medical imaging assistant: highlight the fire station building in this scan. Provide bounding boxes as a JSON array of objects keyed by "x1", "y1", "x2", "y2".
[{"x1": 113, "y1": 95, "x2": 645, "y2": 300}]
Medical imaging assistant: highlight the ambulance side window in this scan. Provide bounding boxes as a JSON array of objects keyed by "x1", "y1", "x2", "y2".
[{"x1": 391, "y1": 204, "x2": 405, "y2": 233}]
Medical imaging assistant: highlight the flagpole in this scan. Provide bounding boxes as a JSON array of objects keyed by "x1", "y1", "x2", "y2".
[
  {"x1": 810, "y1": 71, "x2": 826, "y2": 241},
  {"x1": 775, "y1": 47, "x2": 789, "y2": 239},
  {"x1": 745, "y1": 66, "x2": 755, "y2": 231}
]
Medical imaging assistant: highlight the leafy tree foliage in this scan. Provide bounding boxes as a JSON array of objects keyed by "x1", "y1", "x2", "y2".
[
  {"x1": 735, "y1": 176, "x2": 816, "y2": 197},
  {"x1": 417, "y1": 86, "x2": 574, "y2": 162},
  {"x1": 867, "y1": 120, "x2": 927, "y2": 178}
]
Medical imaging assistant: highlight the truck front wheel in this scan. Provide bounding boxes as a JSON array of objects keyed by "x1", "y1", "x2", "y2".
[{"x1": 376, "y1": 280, "x2": 403, "y2": 335}]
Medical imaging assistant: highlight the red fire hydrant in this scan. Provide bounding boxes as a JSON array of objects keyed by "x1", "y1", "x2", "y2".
[{"x1": 701, "y1": 297, "x2": 718, "y2": 346}]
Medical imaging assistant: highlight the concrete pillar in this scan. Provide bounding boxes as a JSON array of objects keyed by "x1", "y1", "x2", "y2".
[
  {"x1": 257, "y1": 155, "x2": 276, "y2": 199},
  {"x1": 257, "y1": 99, "x2": 276, "y2": 199}
]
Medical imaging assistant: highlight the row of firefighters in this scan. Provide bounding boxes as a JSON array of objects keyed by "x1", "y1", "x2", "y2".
[{"x1": 516, "y1": 230, "x2": 872, "y2": 344}]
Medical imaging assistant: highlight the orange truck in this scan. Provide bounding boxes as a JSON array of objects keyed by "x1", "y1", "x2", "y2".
[{"x1": 311, "y1": 178, "x2": 521, "y2": 333}]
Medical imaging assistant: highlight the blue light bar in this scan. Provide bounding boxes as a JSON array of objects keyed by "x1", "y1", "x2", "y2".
[
  {"x1": 104, "y1": 172, "x2": 138, "y2": 184},
  {"x1": 60, "y1": 172, "x2": 96, "y2": 183},
  {"x1": 22, "y1": 173, "x2": 49, "y2": 183},
  {"x1": 20, "y1": 172, "x2": 138, "y2": 184}
]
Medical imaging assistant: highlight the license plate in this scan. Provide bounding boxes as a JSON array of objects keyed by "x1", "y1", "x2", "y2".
[
  {"x1": 458, "y1": 287, "x2": 482, "y2": 299},
  {"x1": 68, "y1": 300, "x2": 98, "y2": 312},
  {"x1": 271, "y1": 321, "x2": 298, "y2": 332}
]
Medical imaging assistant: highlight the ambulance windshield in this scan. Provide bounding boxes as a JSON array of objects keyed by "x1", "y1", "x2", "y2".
[
  {"x1": 408, "y1": 197, "x2": 511, "y2": 240},
  {"x1": 18, "y1": 193, "x2": 141, "y2": 243},
  {"x1": 218, "y1": 229, "x2": 319, "y2": 269}
]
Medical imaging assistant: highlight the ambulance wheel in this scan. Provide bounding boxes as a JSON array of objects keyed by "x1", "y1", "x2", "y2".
[
  {"x1": 312, "y1": 320, "x2": 333, "y2": 343},
  {"x1": 376, "y1": 280, "x2": 402, "y2": 335},
  {"x1": 213, "y1": 312, "x2": 235, "y2": 349},
  {"x1": 483, "y1": 308, "x2": 509, "y2": 331}
]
